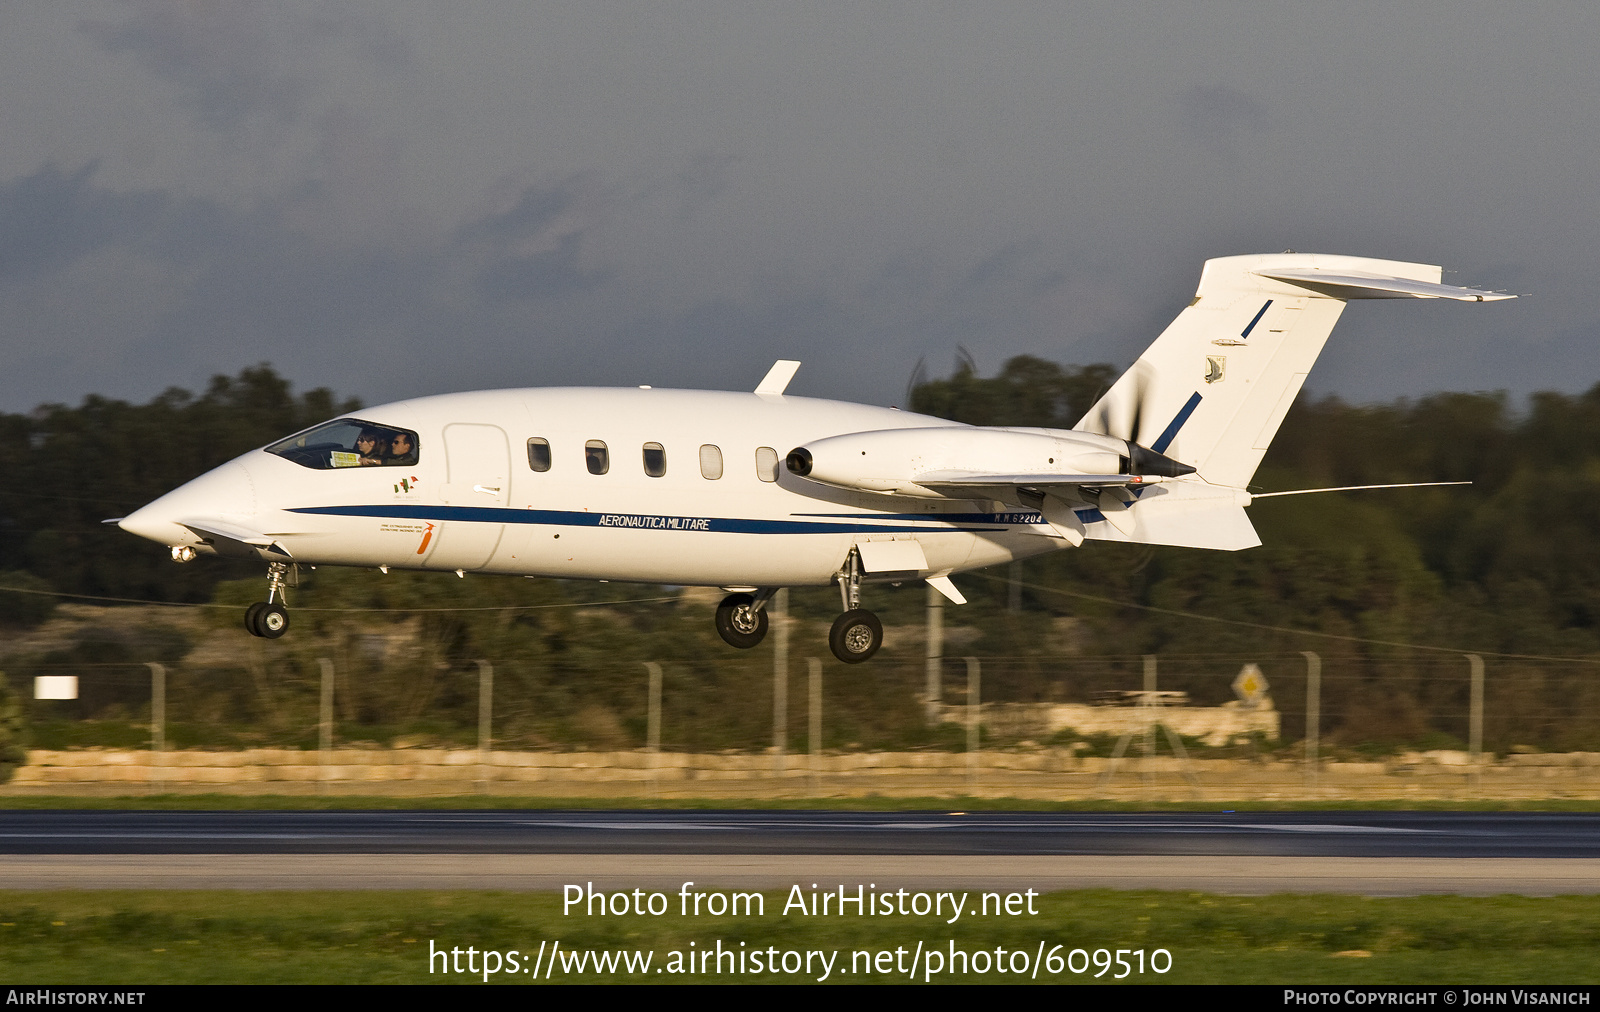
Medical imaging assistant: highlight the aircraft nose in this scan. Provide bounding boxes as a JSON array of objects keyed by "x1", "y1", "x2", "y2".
[{"x1": 118, "y1": 460, "x2": 258, "y2": 547}]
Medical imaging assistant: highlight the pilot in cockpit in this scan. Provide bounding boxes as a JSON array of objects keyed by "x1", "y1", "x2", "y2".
[{"x1": 386, "y1": 431, "x2": 418, "y2": 466}]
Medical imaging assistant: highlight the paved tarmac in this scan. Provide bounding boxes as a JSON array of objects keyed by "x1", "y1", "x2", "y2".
[
  {"x1": 2, "y1": 810, "x2": 1598, "y2": 856},
  {"x1": 2, "y1": 811, "x2": 1597, "y2": 894}
]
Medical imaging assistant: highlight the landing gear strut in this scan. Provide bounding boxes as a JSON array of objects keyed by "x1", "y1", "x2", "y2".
[
  {"x1": 829, "y1": 548, "x2": 882, "y2": 664},
  {"x1": 245, "y1": 562, "x2": 292, "y2": 639}
]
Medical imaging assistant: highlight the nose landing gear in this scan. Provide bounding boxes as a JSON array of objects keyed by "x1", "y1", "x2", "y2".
[{"x1": 245, "y1": 562, "x2": 293, "y2": 639}]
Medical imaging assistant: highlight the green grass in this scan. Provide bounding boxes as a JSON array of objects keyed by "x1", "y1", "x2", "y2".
[
  {"x1": 0, "y1": 891, "x2": 1596, "y2": 984},
  {"x1": 4, "y1": 793, "x2": 1600, "y2": 811}
]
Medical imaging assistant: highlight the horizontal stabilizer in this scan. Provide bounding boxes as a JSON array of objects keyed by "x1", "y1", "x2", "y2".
[{"x1": 1255, "y1": 269, "x2": 1515, "y2": 302}]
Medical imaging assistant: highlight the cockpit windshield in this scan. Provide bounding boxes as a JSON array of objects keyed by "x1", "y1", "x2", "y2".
[{"x1": 266, "y1": 418, "x2": 421, "y2": 470}]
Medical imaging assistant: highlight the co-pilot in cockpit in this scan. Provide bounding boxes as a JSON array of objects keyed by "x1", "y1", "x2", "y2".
[{"x1": 267, "y1": 418, "x2": 421, "y2": 470}]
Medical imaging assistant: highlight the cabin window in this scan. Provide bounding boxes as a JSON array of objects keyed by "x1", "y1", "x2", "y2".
[
  {"x1": 527, "y1": 437, "x2": 551, "y2": 472},
  {"x1": 642, "y1": 442, "x2": 667, "y2": 477},
  {"x1": 585, "y1": 439, "x2": 609, "y2": 475},
  {"x1": 699, "y1": 444, "x2": 724, "y2": 480},
  {"x1": 266, "y1": 418, "x2": 421, "y2": 470},
  {"x1": 755, "y1": 446, "x2": 779, "y2": 482}
]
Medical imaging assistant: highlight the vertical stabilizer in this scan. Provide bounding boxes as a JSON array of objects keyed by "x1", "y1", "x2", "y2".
[{"x1": 1076, "y1": 253, "x2": 1510, "y2": 489}]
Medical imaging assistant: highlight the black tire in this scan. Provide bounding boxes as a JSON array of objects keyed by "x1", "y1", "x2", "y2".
[
  {"x1": 244, "y1": 602, "x2": 268, "y2": 637},
  {"x1": 257, "y1": 603, "x2": 290, "y2": 639},
  {"x1": 715, "y1": 593, "x2": 769, "y2": 649},
  {"x1": 829, "y1": 609, "x2": 882, "y2": 664}
]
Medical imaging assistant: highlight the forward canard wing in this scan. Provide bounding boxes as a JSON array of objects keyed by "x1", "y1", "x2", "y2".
[{"x1": 177, "y1": 518, "x2": 294, "y2": 559}]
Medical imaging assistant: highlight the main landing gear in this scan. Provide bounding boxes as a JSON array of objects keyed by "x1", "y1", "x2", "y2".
[
  {"x1": 716, "y1": 590, "x2": 774, "y2": 649},
  {"x1": 828, "y1": 547, "x2": 881, "y2": 665},
  {"x1": 244, "y1": 562, "x2": 292, "y2": 639},
  {"x1": 713, "y1": 550, "x2": 884, "y2": 665}
]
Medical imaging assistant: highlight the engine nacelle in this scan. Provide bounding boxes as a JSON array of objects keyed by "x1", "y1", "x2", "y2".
[{"x1": 785, "y1": 426, "x2": 1135, "y2": 497}]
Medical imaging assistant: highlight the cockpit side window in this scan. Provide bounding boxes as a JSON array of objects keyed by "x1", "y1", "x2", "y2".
[{"x1": 267, "y1": 419, "x2": 421, "y2": 470}]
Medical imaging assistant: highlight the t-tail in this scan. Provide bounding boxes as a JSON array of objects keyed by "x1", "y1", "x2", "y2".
[{"x1": 1073, "y1": 253, "x2": 1512, "y2": 549}]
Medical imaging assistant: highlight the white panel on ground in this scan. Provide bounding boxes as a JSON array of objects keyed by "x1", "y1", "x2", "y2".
[{"x1": 34, "y1": 676, "x2": 78, "y2": 700}]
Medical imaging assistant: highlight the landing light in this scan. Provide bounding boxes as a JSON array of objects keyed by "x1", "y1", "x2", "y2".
[{"x1": 170, "y1": 545, "x2": 196, "y2": 563}]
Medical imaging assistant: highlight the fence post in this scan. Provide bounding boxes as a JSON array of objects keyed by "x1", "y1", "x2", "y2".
[
  {"x1": 477, "y1": 660, "x2": 493, "y2": 794},
  {"x1": 317, "y1": 657, "x2": 334, "y2": 793},
  {"x1": 644, "y1": 662, "x2": 663, "y2": 792},
  {"x1": 773, "y1": 589, "x2": 789, "y2": 778},
  {"x1": 925, "y1": 584, "x2": 944, "y2": 724},
  {"x1": 1467, "y1": 653, "x2": 1484, "y2": 794},
  {"x1": 146, "y1": 662, "x2": 165, "y2": 791},
  {"x1": 1142, "y1": 655, "x2": 1157, "y2": 770},
  {"x1": 1302, "y1": 651, "x2": 1321, "y2": 791},
  {"x1": 808, "y1": 658, "x2": 822, "y2": 795},
  {"x1": 965, "y1": 656, "x2": 981, "y2": 790}
]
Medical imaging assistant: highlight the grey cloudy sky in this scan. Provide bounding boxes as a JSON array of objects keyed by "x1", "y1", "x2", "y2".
[{"x1": 0, "y1": 2, "x2": 1591, "y2": 414}]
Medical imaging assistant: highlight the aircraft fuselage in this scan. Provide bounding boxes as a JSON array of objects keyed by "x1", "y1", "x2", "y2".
[{"x1": 120, "y1": 386, "x2": 1058, "y2": 589}]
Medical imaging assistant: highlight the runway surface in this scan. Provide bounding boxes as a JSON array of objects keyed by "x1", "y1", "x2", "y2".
[
  {"x1": 2, "y1": 810, "x2": 1598, "y2": 857},
  {"x1": 2, "y1": 811, "x2": 1597, "y2": 894}
]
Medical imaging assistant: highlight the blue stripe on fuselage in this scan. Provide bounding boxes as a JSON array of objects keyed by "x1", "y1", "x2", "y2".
[{"x1": 286, "y1": 503, "x2": 1019, "y2": 535}]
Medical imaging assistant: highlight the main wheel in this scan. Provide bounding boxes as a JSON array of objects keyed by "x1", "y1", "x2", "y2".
[
  {"x1": 244, "y1": 602, "x2": 268, "y2": 637},
  {"x1": 257, "y1": 603, "x2": 290, "y2": 639},
  {"x1": 829, "y1": 609, "x2": 882, "y2": 664},
  {"x1": 715, "y1": 593, "x2": 769, "y2": 649}
]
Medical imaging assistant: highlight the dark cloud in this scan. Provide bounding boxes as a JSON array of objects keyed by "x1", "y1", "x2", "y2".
[
  {"x1": 0, "y1": 162, "x2": 169, "y2": 282},
  {"x1": 456, "y1": 176, "x2": 613, "y2": 301},
  {"x1": 1178, "y1": 84, "x2": 1270, "y2": 150},
  {"x1": 672, "y1": 151, "x2": 740, "y2": 220},
  {"x1": 80, "y1": 2, "x2": 306, "y2": 132},
  {"x1": 79, "y1": 1, "x2": 412, "y2": 134}
]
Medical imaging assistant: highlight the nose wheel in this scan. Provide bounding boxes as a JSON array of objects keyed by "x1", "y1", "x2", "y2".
[
  {"x1": 244, "y1": 601, "x2": 290, "y2": 639},
  {"x1": 244, "y1": 562, "x2": 293, "y2": 639}
]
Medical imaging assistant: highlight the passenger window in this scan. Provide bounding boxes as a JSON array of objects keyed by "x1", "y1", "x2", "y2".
[
  {"x1": 699, "y1": 444, "x2": 724, "y2": 480},
  {"x1": 266, "y1": 418, "x2": 421, "y2": 470},
  {"x1": 527, "y1": 437, "x2": 551, "y2": 472},
  {"x1": 755, "y1": 446, "x2": 779, "y2": 482},
  {"x1": 585, "y1": 440, "x2": 609, "y2": 475},
  {"x1": 642, "y1": 442, "x2": 666, "y2": 477}
]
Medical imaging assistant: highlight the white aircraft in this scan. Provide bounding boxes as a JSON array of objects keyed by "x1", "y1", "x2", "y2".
[{"x1": 116, "y1": 253, "x2": 1511, "y2": 662}]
